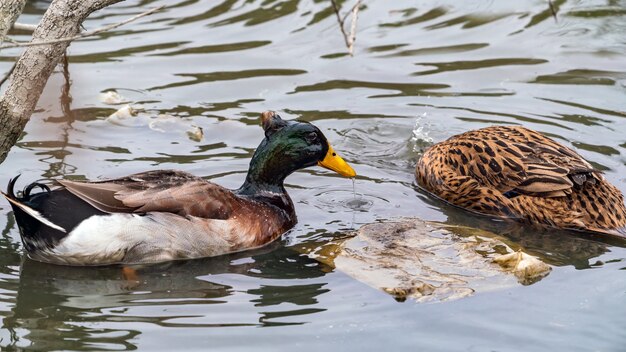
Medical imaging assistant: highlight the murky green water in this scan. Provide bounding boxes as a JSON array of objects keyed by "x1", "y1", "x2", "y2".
[{"x1": 1, "y1": 0, "x2": 625, "y2": 350}]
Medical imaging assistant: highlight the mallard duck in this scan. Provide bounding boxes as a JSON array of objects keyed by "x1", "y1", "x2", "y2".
[
  {"x1": 416, "y1": 125, "x2": 626, "y2": 237},
  {"x1": 2, "y1": 111, "x2": 356, "y2": 265}
]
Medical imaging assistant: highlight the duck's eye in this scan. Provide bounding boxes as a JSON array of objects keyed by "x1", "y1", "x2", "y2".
[{"x1": 305, "y1": 132, "x2": 318, "y2": 144}]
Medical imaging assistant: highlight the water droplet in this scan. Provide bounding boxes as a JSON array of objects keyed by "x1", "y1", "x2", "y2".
[{"x1": 345, "y1": 178, "x2": 373, "y2": 211}]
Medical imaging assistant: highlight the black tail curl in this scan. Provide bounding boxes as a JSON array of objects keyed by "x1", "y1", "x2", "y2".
[
  {"x1": 7, "y1": 175, "x2": 51, "y2": 201},
  {"x1": 4, "y1": 175, "x2": 71, "y2": 251}
]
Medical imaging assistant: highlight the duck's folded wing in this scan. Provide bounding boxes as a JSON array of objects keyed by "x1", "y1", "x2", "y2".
[
  {"x1": 58, "y1": 170, "x2": 236, "y2": 219},
  {"x1": 461, "y1": 127, "x2": 599, "y2": 198}
]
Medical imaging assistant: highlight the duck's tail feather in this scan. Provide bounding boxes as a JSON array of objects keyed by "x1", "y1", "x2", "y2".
[
  {"x1": 2, "y1": 176, "x2": 67, "y2": 233},
  {"x1": 6, "y1": 175, "x2": 51, "y2": 200},
  {"x1": 5, "y1": 174, "x2": 20, "y2": 199},
  {"x1": 3, "y1": 195, "x2": 67, "y2": 233}
]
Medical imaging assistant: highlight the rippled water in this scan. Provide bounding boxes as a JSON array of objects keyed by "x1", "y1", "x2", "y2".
[{"x1": 1, "y1": 0, "x2": 625, "y2": 350}]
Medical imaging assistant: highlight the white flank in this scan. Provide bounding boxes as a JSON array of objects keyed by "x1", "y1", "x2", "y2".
[
  {"x1": 4, "y1": 196, "x2": 67, "y2": 233},
  {"x1": 41, "y1": 213, "x2": 234, "y2": 265},
  {"x1": 47, "y1": 213, "x2": 145, "y2": 264}
]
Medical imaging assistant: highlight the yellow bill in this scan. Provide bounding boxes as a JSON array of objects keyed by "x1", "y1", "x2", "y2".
[{"x1": 318, "y1": 144, "x2": 356, "y2": 178}]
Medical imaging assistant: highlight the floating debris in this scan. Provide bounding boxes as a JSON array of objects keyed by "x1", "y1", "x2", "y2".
[
  {"x1": 106, "y1": 104, "x2": 136, "y2": 122},
  {"x1": 186, "y1": 125, "x2": 203, "y2": 142},
  {"x1": 149, "y1": 115, "x2": 204, "y2": 142},
  {"x1": 148, "y1": 114, "x2": 178, "y2": 132},
  {"x1": 99, "y1": 90, "x2": 126, "y2": 105},
  {"x1": 103, "y1": 109, "x2": 204, "y2": 142},
  {"x1": 493, "y1": 250, "x2": 551, "y2": 285},
  {"x1": 303, "y1": 218, "x2": 552, "y2": 302}
]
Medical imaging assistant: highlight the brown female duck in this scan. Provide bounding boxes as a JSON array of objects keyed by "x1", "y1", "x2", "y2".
[
  {"x1": 416, "y1": 125, "x2": 626, "y2": 236},
  {"x1": 2, "y1": 111, "x2": 356, "y2": 265}
]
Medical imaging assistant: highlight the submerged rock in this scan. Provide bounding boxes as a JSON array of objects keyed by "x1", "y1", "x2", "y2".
[{"x1": 305, "y1": 218, "x2": 551, "y2": 302}]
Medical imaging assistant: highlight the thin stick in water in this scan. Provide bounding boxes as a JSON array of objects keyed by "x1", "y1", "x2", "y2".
[
  {"x1": 329, "y1": 0, "x2": 363, "y2": 56},
  {"x1": 347, "y1": 0, "x2": 362, "y2": 55}
]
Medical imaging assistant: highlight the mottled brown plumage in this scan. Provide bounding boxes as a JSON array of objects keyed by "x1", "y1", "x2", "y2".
[{"x1": 416, "y1": 126, "x2": 626, "y2": 237}]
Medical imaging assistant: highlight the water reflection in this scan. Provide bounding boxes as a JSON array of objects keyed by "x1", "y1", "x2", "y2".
[
  {"x1": 170, "y1": 0, "x2": 238, "y2": 25},
  {"x1": 378, "y1": 43, "x2": 488, "y2": 58},
  {"x1": 413, "y1": 58, "x2": 548, "y2": 76},
  {"x1": 414, "y1": 187, "x2": 623, "y2": 270},
  {"x1": 210, "y1": 0, "x2": 299, "y2": 27},
  {"x1": 153, "y1": 41, "x2": 271, "y2": 57},
  {"x1": 68, "y1": 42, "x2": 188, "y2": 63},
  {"x1": 380, "y1": 7, "x2": 448, "y2": 28},
  {"x1": 529, "y1": 69, "x2": 626, "y2": 86},
  {"x1": 149, "y1": 69, "x2": 307, "y2": 91},
  {"x1": 1, "y1": 244, "x2": 331, "y2": 350}
]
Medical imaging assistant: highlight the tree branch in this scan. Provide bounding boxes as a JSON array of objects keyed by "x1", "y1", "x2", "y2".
[
  {"x1": 11, "y1": 23, "x2": 37, "y2": 32},
  {"x1": 0, "y1": 0, "x2": 129, "y2": 164},
  {"x1": 0, "y1": 0, "x2": 27, "y2": 41}
]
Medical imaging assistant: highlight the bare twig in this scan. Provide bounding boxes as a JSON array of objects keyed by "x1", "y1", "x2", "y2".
[
  {"x1": 347, "y1": 0, "x2": 361, "y2": 55},
  {"x1": 329, "y1": 0, "x2": 363, "y2": 56},
  {"x1": 341, "y1": 1, "x2": 362, "y2": 25},
  {"x1": 0, "y1": 0, "x2": 27, "y2": 41},
  {"x1": 0, "y1": 5, "x2": 164, "y2": 50},
  {"x1": 0, "y1": 0, "x2": 125, "y2": 164},
  {"x1": 330, "y1": 0, "x2": 350, "y2": 49}
]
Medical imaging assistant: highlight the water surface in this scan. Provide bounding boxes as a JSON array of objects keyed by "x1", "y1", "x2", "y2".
[{"x1": 1, "y1": 0, "x2": 625, "y2": 350}]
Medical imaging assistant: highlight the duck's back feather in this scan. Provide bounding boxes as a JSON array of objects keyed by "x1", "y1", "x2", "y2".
[
  {"x1": 440, "y1": 126, "x2": 596, "y2": 197},
  {"x1": 59, "y1": 170, "x2": 236, "y2": 219}
]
